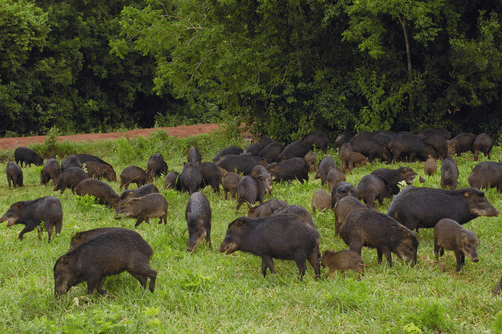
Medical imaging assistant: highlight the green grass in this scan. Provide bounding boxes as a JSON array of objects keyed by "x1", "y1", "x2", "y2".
[{"x1": 1, "y1": 130, "x2": 502, "y2": 333}]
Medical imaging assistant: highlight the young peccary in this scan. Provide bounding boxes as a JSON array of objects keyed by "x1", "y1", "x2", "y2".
[
  {"x1": 53, "y1": 167, "x2": 89, "y2": 194},
  {"x1": 311, "y1": 189, "x2": 331, "y2": 213},
  {"x1": 440, "y1": 156, "x2": 459, "y2": 190},
  {"x1": 54, "y1": 229, "x2": 157, "y2": 296},
  {"x1": 222, "y1": 172, "x2": 241, "y2": 200},
  {"x1": 334, "y1": 196, "x2": 367, "y2": 237},
  {"x1": 74, "y1": 178, "x2": 120, "y2": 207},
  {"x1": 304, "y1": 151, "x2": 317, "y2": 173},
  {"x1": 145, "y1": 153, "x2": 168, "y2": 178},
  {"x1": 434, "y1": 218, "x2": 479, "y2": 272},
  {"x1": 119, "y1": 166, "x2": 152, "y2": 190},
  {"x1": 247, "y1": 199, "x2": 288, "y2": 217},
  {"x1": 424, "y1": 157, "x2": 437, "y2": 177},
  {"x1": 6, "y1": 161, "x2": 23, "y2": 188},
  {"x1": 114, "y1": 193, "x2": 168, "y2": 227},
  {"x1": 40, "y1": 158, "x2": 60, "y2": 185},
  {"x1": 185, "y1": 192, "x2": 212, "y2": 252},
  {"x1": 321, "y1": 249, "x2": 365, "y2": 279}
]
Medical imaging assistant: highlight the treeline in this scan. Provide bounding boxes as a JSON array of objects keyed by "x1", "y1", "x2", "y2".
[{"x1": 2, "y1": 0, "x2": 502, "y2": 142}]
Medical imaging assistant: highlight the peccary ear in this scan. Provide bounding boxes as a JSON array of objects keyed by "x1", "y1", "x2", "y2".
[
  {"x1": 232, "y1": 219, "x2": 244, "y2": 227},
  {"x1": 464, "y1": 191, "x2": 472, "y2": 198},
  {"x1": 59, "y1": 256, "x2": 70, "y2": 265},
  {"x1": 12, "y1": 202, "x2": 24, "y2": 209},
  {"x1": 461, "y1": 232, "x2": 468, "y2": 242}
]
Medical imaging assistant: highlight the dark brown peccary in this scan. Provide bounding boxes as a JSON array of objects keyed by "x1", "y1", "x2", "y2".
[
  {"x1": 75, "y1": 178, "x2": 121, "y2": 208},
  {"x1": 417, "y1": 128, "x2": 450, "y2": 140},
  {"x1": 371, "y1": 132, "x2": 393, "y2": 147},
  {"x1": 235, "y1": 172, "x2": 272, "y2": 210},
  {"x1": 335, "y1": 132, "x2": 353, "y2": 151},
  {"x1": 53, "y1": 167, "x2": 89, "y2": 194},
  {"x1": 119, "y1": 183, "x2": 160, "y2": 202},
  {"x1": 6, "y1": 162, "x2": 23, "y2": 188},
  {"x1": 185, "y1": 192, "x2": 212, "y2": 252},
  {"x1": 440, "y1": 156, "x2": 459, "y2": 190},
  {"x1": 40, "y1": 158, "x2": 61, "y2": 185},
  {"x1": 69, "y1": 227, "x2": 127, "y2": 250},
  {"x1": 331, "y1": 181, "x2": 358, "y2": 208},
  {"x1": 222, "y1": 172, "x2": 241, "y2": 200},
  {"x1": 213, "y1": 145, "x2": 243, "y2": 162},
  {"x1": 218, "y1": 215, "x2": 321, "y2": 279},
  {"x1": 340, "y1": 209, "x2": 419, "y2": 267},
  {"x1": 349, "y1": 136, "x2": 392, "y2": 163},
  {"x1": 0, "y1": 196, "x2": 63, "y2": 243},
  {"x1": 216, "y1": 154, "x2": 268, "y2": 175},
  {"x1": 312, "y1": 189, "x2": 331, "y2": 213},
  {"x1": 145, "y1": 153, "x2": 168, "y2": 178},
  {"x1": 187, "y1": 147, "x2": 202, "y2": 164},
  {"x1": 179, "y1": 162, "x2": 203, "y2": 195},
  {"x1": 114, "y1": 193, "x2": 168, "y2": 227},
  {"x1": 247, "y1": 199, "x2": 288, "y2": 217},
  {"x1": 61, "y1": 155, "x2": 82, "y2": 171},
  {"x1": 276, "y1": 140, "x2": 311, "y2": 163},
  {"x1": 257, "y1": 142, "x2": 285, "y2": 164},
  {"x1": 321, "y1": 250, "x2": 365, "y2": 279},
  {"x1": 267, "y1": 157, "x2": 309, "y2": 184},
  {"x1": 447, "y1": 133, "x2": 477, "y2": 157},
  {"x1": 468, "y1": 161, "x2": 502, "y2": 191},
  {"x1": 83, "y1": 161, "x2": 117, "y2": 182},
  {"x1": 272, "y1": 205, "x2": 316, "y2": 228},
  {"x1": 14, "y1": 146, "x2": 43, "y2": 167},
  {"x1": 353, "y1": 151, "x2": 369, "y2": 167},
  {"x1": 243, "y1": 142, "x2": 265, "y2": 156},
  {"x1": 259, "y1": 136, "x2": 275, "y2": 146},
  {"x1": 54, "y1": 229, "x2": 157, "y2": 296},
  {"x1": 334, "y1": 196, "x2": 368, "y2": 237},
  {"x1": 326, "y1": 167, "x2": 346, "y2": 194},
  {"x1": 340, "y1": 143, "x2": 355, "y2": 174},
  {"x1": 422, "y1": 134, "x2": 448, "y2": 159},
  {"x1": 164, "y1": 171, "x2": 181, "y2": 191},
  {"x1": 302, "y1": 130, "x2": 329, "y2": 153},
  {"x1": 388, "y1": 132, "x2": 438, "y2": 162},
  {"x1": 424, "y1": 157, "x2": 437, "y2": 177},
  {"x1": 76, "y1": 154, "x2": 113, "y2": 169},
  {"x1": 434, "y1": 218, "x2": 479, "y2": 272},
  {"x1": 119, "y1": 166, "x2": 152, "y2": 190},
  {"x1": 314, "y1": 156, "x2": 336, "y2": 186},
  {"x1": 473, "y1": 133, "x2": 493, "y2": 161},
  {"x1": 200, "y1": 162, "x2": 226, "y2": 193},
  {"x1": 356, "y1": 174, "x2": 392, "y2": 209},
  {"x1": 371, "y1": 166, "x2": 417, "y2": 195},
  {"x1": 387, "y1": 186, "x2": 499, "y2": 231},
  {"x1": 303, "y1": 151, "x2": 317, "y2": 173}
]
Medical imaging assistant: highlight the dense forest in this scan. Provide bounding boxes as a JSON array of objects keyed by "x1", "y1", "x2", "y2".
[{"x1": 1, "y1": 0, "x2": 501, "y2": 142}]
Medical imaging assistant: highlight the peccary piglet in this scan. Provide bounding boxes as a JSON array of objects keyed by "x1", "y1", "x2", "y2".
[
  {"x1": 187, "y1": 147, "x2": 202, "y2": 164},
  {"x1": 222, "y1": 172, "x2": 241, "y2": 200},
  {"x1": 114, "y1": 193, "x2": 168, "y2": 227},
  {"x1": 69, "y1": 227, "x2": 127, "y2": 250},
  {"x1": 473, "y1": 133, "x2": 493, "y2": 161},
  {"x1": 326, "y1": 167, "x2": 346, "y2": 194},
  {"x1": 0, "y1": 196, "x2": 63, "y2": 243},
  {"x1": 340, "y1": 143, "x2": 355, "y2": 174},
  {"x1": 424, "y1": 157, "x2": 437, "y2": 177},
  {"x1": 312, "y1": 189, "x2": 331, "y2": 213},
  {"x1": 119, "y1": 183, "x2": 159, "y2": 202},
  {"x1": 145, "y1": 153, "x2": 168, "y2": 178},
  {"x1": 6, "y1": 162, "x2": 23, "y2": 188},
  {"x1": 440, "y1": 156, "x2": 459, "y2": 190},
  {"x1": 164, "y1": 171, "x2": 181, "y2": 191},
  {"x1": 14, "y1": 146, "x2": 43, "y2": 167},
  {"x1": 75, "y1": 178, "x2": 120, "y2": 208},
  {"x1": 53, "y1": 167, "x2": 89, "y2": 194},
  {"x1": 321, "y1": 249, "x2": 365, "y2": 279},
  {"x1": 304, "y1": 151, "x2": 317, "y2": 173},
  {"x1": 119, "y1": 166, "x2": 152, "y2": 190},
  {"x1": 334, "y1": 196, "x2": 367, "y2": 237},
  {"x1": 61, "y1": 155, "x2": 82, "y2": 171},
  {"x1": 247, "y1": 199, "x2": 288, "y2": 217},
  {"x1": 218, "y1": 215, "x2": 321, "y2": 279},
  {"x1": 356, "y1": 174, "x2": 392, "y2": 209},
  {"x1": 83, "y1": 161, "x2": 117, "y2": 182},
  {"x1": 54, "y1": 229, "x2": 157, "y2": 296},
  {"x1": 353, "y1": 152, "x2": 369, "y2": 167},
  {"x1": 434, "y1": 218, "x2": 479, "y2": 272},
  {"x1": 236, "y1": 176, "x2": 267, "y2": 210},
  {"x1": 185, "y1": 192, "x2": 212, "y2": 252},
  {"x1": 331, "y1": 181, "x2": 358, "y2": 208},
  {"x1": 180, "y1": 162, "x2": 203, "y2": 195},
  {"x1": 315, "y1": 156, "x2": 336, "y2": 186},
  {"x1": 40, "y1": 158, "x2": 60, "y2": 185}
]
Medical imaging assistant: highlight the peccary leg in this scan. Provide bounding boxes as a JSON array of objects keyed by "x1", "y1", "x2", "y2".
[
  {"x1": 294, "y1": 254, "x2": 308, "y2": 280},
  {"x1": 96, "y1": 276, "x2": 108, "y2": 295},
  {"x1": 306, "y1": 249, "x2": 321, "y2": 279},
  {"x1": 377, "y1": 248, "x2": 383, "y2": 264},
  {"x1": 455, "y1": 250, "x2": 463, "y2": 272},
  {"x1": 380, "y1": 247, "x2": 393, "y2": 267},
  {"x1": 261, "y1": 256, "x2": 275, "y2": 277},
  {"x1": 18, "y1": 225, "x2": 36, "y2": 241}
]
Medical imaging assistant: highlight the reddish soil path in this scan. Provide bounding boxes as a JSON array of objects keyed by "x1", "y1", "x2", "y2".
[{"x1": 0, "y1": 124, "x2": 221, "y2": 150}]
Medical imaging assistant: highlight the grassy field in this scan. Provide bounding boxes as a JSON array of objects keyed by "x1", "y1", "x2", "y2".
[{"x1": 0, "y1": 129, "x2": 502, "y2": 333}]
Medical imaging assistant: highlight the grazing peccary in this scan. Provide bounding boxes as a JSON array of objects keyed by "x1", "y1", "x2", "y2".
[
  {"x1": 321, "y1": 250, "x2": 365, "y2": 279},
  {"x1": 69, "y1": 227, "x2": 127, "y2": 250},
  {"x1": 218, "y1": 215, "x2": 321, "y2": 278},
  {"x1": 0, "y1": 196, "x2": 63, "y2": 243},
  {"x1": 6, "y1": 162, "x2": 23, "y2": 188},
  {"x1": 417, "y1": 128, "x2": 450, "y2": 140},
  {"x1": 371, "y1": 166, "x2": 417, "y2": 195},
  {"x1": 340, "y1": 143, "x2": 355, "y2": 174},
  {"x1": 40, "y1": 158, "x2": 61, "y2": 185},
  {"x1": 243, "y1": 142, "x2": 266, "y2": 156},
  {"x1": 187, "y1": 147, "x2": 202, "y2": 164},
  {"x1": 349, "y1": 136, "x2": 392, "y2": 163},
  {"x1": 335, "y1": 132, "x2": 353, "y2": 151},
  {"x1": 331, "y1": 181, "x2": 358, "y2": 208},
  {"x1": 114, "y1": 193, "x2": 168, "y2": 227},
  {"x1": 304, "y1": 151, "x2": 317, "y2": 173},
  {"x1": 145, "y1": 153, "x2": 168, "y2": 178},
  {"x1": 302, "y1": 130, "x2": 329, "y2": 153},
  {"x1": 216, "y1": 154, "x2": 268, "y2": 175},
  {"x1": 424, "y1": 157, "x2": 437, "y2": 177},
  {"x1": 75, "y1": 178, "x2": 120, "y2": 207},
  {"x1": 422, "y1": 134, "x2": 448, "y2": 159},
  {"x1": 353, "y1": 151, "x2": 369, "y2": 167},
  {"x1": 326, "y1": 167, "x2": 346, "y2": 194},
  {"x1": 200, "y1": 162, "x2": 226, "y2": 193},
  {"x1": 185, "y1": 192, "x2": 212, "y2": 251},
  {"x1": 340, "y1": 209, "x2": 419, "y2": 267},
  {"x1": 315, "y1": 156, "x2": 337, "y2": 186},
  {"x1": 468, "y1": 161, "x2": 502, "y2": 191},
  {"x1": 164, "y1": 171, "x2": 181, "y2": 191},
  {"x1": 473, "y1": 133, "x2": 493, "y2": 161},
  {"x1": 119, "y1": 166, "x2": 152, "y2": 190},
  {"x1": 213, "y1": 145, "x2": 243, "y2": 162},
  {"x1": 434, "y1": 218, "x2": 478, "y2": 272},
  {"x1": 83, "y1": 161, "x2": 117, "y2": 182},
  {"x1": 257, "y1": 142, "x2": 285, "y2": 163},
  {"x1": 14, "y1": 147, "x2": 43, "y2": 167},
  {"x1": 388, "y1": 186, "x2": 499, "y2": 231},
  {"x1": 448, "y1": 133, "x2": 477, "y2": 157},
  {"x1": 54, "y1": 229, "x2": 157, "y2": 296},
  {"x1": 388, "y1": 133, "x2": 437, "y2": 162},
  {"x1": 179, "y1": 162, "x2": 203, "y2": 195},
  {"x1": 440, "y1": 156, "x2": 459, "y2": 190},
  {"x1": 272, "y1": 205, "x2": 316, "y2": 228},
  {"x1": 356, "y1": 174, "x2": 392, "y2": 209},
  {"x1": 61, "y1": 155, "x2": 82, "y2": 171},
  {"x1": 267, "y1": 158, "x2": 309, "y2": 184},
  {"x1": 334, "y1": 196, "x2": 367, "y2": 237},
  {"x1": 236, "y1": 171, "x2": 273, "y2": 210},
  {"x1": 247, "y1": 199, "x2": 288, "y2": 217},
  {"x1": 312, "y1": 189, "x2": 331, "y2": 213},
  {"x1": 259, "y1": 136, "x2": 275, "y2": 146},
  {"x1": 276, "y1": 140, "x2": 310, "y2": 163},
  {"x1": 221, "y1": 172, "x2": 241, "y2": 200},
  {"x1": 76, "y1": 154, "x2": 113, "y2": 169},
  {"x1": 53, "y1": 167, "x2": 89, "y2": 194},
  {"x1": 119, "y1": 184, "x2": 159, "y2": 202}
]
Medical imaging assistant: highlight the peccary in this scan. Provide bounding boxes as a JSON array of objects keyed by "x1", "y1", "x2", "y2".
[
  {"x1": 259, "y1": 136, "x2": 275, "y2": 146},
  {"x1": 164, "y1": 171, "x2": 181, "y2": 191},
  {"x1": 334, "y1": 196, "x2": 367, "y2": 237},
  {"x1": 243, "y1": 142, "x2": 266, "y2": 156},
  {"x1": 276, "y1": 140, "x2": 310, "y2": 162},
  {"x1": 473, "y1": 133, "x2": 493, "y2": 161},
  {"x1": 424, "y1": 157, "x2": 437, "y2": 177},
  {"x1": 388, "y1": 186, "x2": 499, "y2": 230},
  {"x1": 371, "y1": 166, "x2": 417, "y2": 195},
  {"x1": 312, "y1": 189, "x2": 331, "y2": 213},
  {"x1": 83, "y1": 161, "x2": 117, "y2": 182},
  {"x1": 356, "y1": 174, "x2": 392, "y2": 209},
  {"x1": 304, "y1": 151, "x2": 317, "y2": 172},
  {"x1": 236, "y1": 172, "x2": 272, "y2": 210},
  {"x1": 54, "y1": 229, "x2": 157, "y2": 296},
  {"x1": 321, "y1": 249, "x2": 365, "y2": 279},
  {"x1": 440, "y1": 156, "x2": 459, "y2": 190},
  {"x1": 222, "y1": 172, "x2": 241, "y2": 200},
  {"x1": 187, "y1": 147, "x2": 202, "y2": 164},
  {"x1": 315, "y1": 156, "x2": 337, "y2": 186},
  {"x1": 349, "y1": 136, "x2": 392, "y2": 163},
  {"x1": 179, "y1": 162, "x2": 203, "y2": 195},
  {"x1": 417, "y1": 128, "x2": 450, "y2": 140},
  {"x1": 340, "y1": 209, "x2": 419, "y2": 267},
  {"x1": 468, "y1": 161, "x2": 502, "y2": 191},
  {"x1": 213, "y1": 145, "x2": 243, "y2": 162},
  {"x1": 40, "y1": 158, "x2": 60, "y2": 185},
  {"x1": 53, "y1": 167, "x2": 89, "y2": 194},
  {"x1": 302, "y1": 130, "x2": 329, "y2": 153},
  {"x1": 200, "y1": 162, "x2": 226, "y2": 193},
  {"x1": 353, "y1": 152, "x2": 369, "y2": 167},
  {"x1": 272, "y1": 205, "x2": 316, "y2": 228},
  {"x1": 76, "y1": 154, "x2": 113, "y2": 169},
  {"x1": 335, "y1": 132, "x2": 353, "y2": 151},
  {"x1": 6, "y1": 162, "x2": 23, "y2": 188},
  {"x1": 216, "y1": 154, "x2": 268, "y2": 175},
  {"x1": 185, "y1": 192, "x2": 212, "y2": 251},
  {"x1": 145, "y1": 153, "x2": 168, "y2": 178},
  {"x1": 75, "y1": 178, "x2": 120, "y2": 207},
  {"x1": 61, "y1": 155, "x2": 82, "y2": 171},
  {"x1": 14, "y1": 147, "x2": 43, "y2": 167},
  {"x1": 69, "y1": 227, "x2": 126, "y2": 250},
  {"x1": 114, "y1": 193, "x2": 168, "y2": 227},
  {"x1": 422, "y1": 134, "x2": 448, "y2": 159},
  {"x1": 340, "y1": 143, "x2": 355, "y2": 174},
  {"x1": 266, "y1": 158, "x2": 309, "y2": 184},
  {"x1": 119, "y1": 184, "x2": 160, "y2": 202},
  {"x1": 388, "y1": 133, "x2": 437, "y2": 162},
  {"x1": 119, "y1": 166, "x2": 152, "y2": 190},
  {"x1": 218, "y1": 215, "x2": 321, "y2": 278},
  {"x1": 331, "y1": 181, "x2": 358, "y2": 208},
  {"x1": 257, "y1": 142, "x2": 285, "y2": 163},
  {"x1": 247, "y1": 199, "x2": 288, "y2": 217},
  {"x1": 326, "y1": 167, "x2": 346, "y2": 194},
  {"x1": 448, "y1": 133, "x2": 476, "y2": 157},
  {"x1": 0, "y1": 196, "x2": 63, "y2": 243},
  {"x1": 434, "y1": 218, "x2": 479, "y2": 272}
]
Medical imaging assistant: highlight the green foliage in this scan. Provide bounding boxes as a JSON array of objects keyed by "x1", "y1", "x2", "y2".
[{"x1": 405, "y1": 298, "x2": 453, "y2": 333}]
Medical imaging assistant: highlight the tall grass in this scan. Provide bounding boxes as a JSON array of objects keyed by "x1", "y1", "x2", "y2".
[{"x1": 0, "y1": 130, "x2": 502, "y2": 333}]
